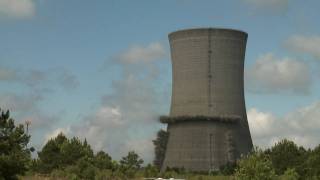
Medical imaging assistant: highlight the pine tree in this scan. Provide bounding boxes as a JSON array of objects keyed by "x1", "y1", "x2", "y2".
[{"x1": 0, "y1": 109, "x2": 33, "y2": 180}]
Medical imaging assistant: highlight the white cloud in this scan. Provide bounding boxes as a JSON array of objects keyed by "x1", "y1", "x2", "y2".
[
  {"x1": 69, "y1": 101, "x2": 159, "y2": 163},
  {"x1": 247, "y1": 108, "x2": 277, "y2": 138},
  {"x1": 63, "y1": 43, "x2": 170, "y2": 163},
  {"x1": 285, "y1": 102, "x2": 320, "y2": 131},
  {"x1": 285, "y1": 35, "x2": 320, "y2": 59},
  {"x1": 245, "y1": 53, "x2": 311, "y2": 94},
  {"x1": 0, "y1": 0, "x2": 35, "y2": 18},
  {"x1": 116, "y1": 42, "x2": 166, "y2": 64},
  {"x1": 68, "y1": 73, "x2": 164, "y2": 163},
  {"x1": 125, "y1": 138, "x2": 154, "y2": 163},
  {"x1": 44, "y1": 127, "x2": 70, "y2": 144},
  {"x1": 248, "y1": 101, "x2": 320, "y2": 149}
]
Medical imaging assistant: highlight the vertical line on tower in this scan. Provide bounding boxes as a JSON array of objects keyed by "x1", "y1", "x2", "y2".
[
  {"x1": 209, "y1": 133, "x2": 213, "y2": 171},
  {"x1": 208, "y1": 29, "x2": 213, "y2": 112}
]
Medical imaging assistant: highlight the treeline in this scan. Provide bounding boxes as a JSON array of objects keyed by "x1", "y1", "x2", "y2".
[
  {"x1": 233, "y1": 139, "x2": 320, "y2": 179},
  {"x1": 1, "y1": 108, "x2": 320, "y2": 180},
  {"x1": 30, "y1": 133, "x2": 146, "y2": 179}
]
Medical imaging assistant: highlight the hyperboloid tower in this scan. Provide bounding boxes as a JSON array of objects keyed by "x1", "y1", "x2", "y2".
[{"x1": 161, "y1": 28, "x2": 253, "y2": 172}]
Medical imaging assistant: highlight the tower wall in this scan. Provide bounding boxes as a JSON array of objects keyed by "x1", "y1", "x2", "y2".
[
  {"x1": 162, "y1": 28, "x2": 253, "y2": 171},
  {"x1": 169, "y1": 28, "x2": 247, "y2": 119}
]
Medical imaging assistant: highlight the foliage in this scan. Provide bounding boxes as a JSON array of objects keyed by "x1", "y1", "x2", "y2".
[
  {"x1": 4, "y1": 113, "x2": 316, "y2": 180},
  {"x1": 60, "y1": 138, "x2": 94, "y2": 165},
  {"x1": 219, "y1": 162, "x2": 237, "y2": 175},
  {"x1": 119, "y1": 151, "x2": 144, "y2": 178},
  {"x1": 305, "y1": 144, "x2": 320, "y2": 178},
  {"x1": 36, "y1": 133, "x2": 67, "y2": 173},
  {"x1": 278, "y1": 168, "x2": 299, "y2": 180},
  {"x1": 162, "y1": 170, "x2": 179, "y2": 179},
  {"x1": 71, "y1": 157, "x2": 97, "y2": 180},
  {"x1": 234, "y1": 148, "x2": 276, "y2": 180},
  {"x1": 266, "y1": 139, "x2": 306, "y2": 175},
  {"x1": 94, "y1": 169, "x2": 113, "y2": 180},
  {"x1": 0, "y1": 109, "x2": 33, "y2": 180},
  {"x1": 36, "y1": 133, "x2": 94, "y2": 173},
  {"x1": 144, "y1": 164, "x2": 159, "y2": 178},
  {"x1": 153, "y1": 129, "x2": 169, "y2": 169},
  {"x1": 94, "y1": 150, "x2": 113, "y2": 170},
  {"x1": 120, "y1": 151, "x2": 144, "y2": 170}
]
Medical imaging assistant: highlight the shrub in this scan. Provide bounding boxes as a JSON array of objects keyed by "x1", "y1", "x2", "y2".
[
  {"x1": 278, "y1": 168, "x2": 299, "y2": 180},
  {"x1": 144, "y1": 164, "x2": 159, "y2": 178},
  {"x1": 234, "y1": 148, "x2": 276, "y2": 180},
  {"x1": 266, "y1": 139, "x2": 305, "y2": 175}
]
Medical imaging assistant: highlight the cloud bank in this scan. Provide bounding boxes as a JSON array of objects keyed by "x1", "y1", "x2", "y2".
[
  {"x1": 0, "y1": 0, "x2": 35, "y2": 18},
  {"x1": 115, "y1": 42, "x2": 166, "y2": 64},
  {"x1": 46, "y1": 42, "x2": 169, "y2": 163},
  {"x1": 285, "y1": 35, "x2": 320, "y2": 60},
  {"x1": 245, "y1": 53, "x2": 311, "y2": 94},
  {"x1": 248, "y1": 101, "x2": 320, "y2": 149}
]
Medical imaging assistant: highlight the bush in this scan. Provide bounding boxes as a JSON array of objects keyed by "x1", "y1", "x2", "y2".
[
  {"x1": 266, "y1": 139, "x2": 305, "y2": 175},
  {"x1": 278, "y1": 168, "x2": 299, "y2": 180},
  {"x1": 119, "y1": 151, "x2": 144, "y2": 178},
  {"x1": 94, "y1": 151, "x2": 112, "y2": 170},
  {"x1": 234, "y1": 148, "x2": 276, "y2": 180},
  {"x1": 144, "y1": 164, "x2": 159, "y2": 178},
  {"x1": 219, "y1": 162, "x2": 237, "y2": 175},
  {"x1": 162, "y1": 170, "x2": 179, "y2": 179},
  {"x1": 95, "y1": 169, "x2": 113, "y2": 180}
]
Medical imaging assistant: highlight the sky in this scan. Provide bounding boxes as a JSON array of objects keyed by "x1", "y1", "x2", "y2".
[{"x1": 1, "y1": 0, "x2": 320, "y2": 163}]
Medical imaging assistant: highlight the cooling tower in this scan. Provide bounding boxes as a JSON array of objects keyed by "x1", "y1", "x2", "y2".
[{"x1": 161, "y1": 28, "x2": 253, "y2": 172}]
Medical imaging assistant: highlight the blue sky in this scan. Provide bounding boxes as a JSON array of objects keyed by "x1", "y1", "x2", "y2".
[{"x1": 1, "y1": 0, "x2": 320, "y2": 163}]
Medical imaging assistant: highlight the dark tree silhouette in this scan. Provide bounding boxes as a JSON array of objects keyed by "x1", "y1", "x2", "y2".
[
  {"x1": 0, "y1": 109, "x2": 33, "y2": 180},
  {"x1": 153, "y1": 129, "x2": 169, "y2": 169}
]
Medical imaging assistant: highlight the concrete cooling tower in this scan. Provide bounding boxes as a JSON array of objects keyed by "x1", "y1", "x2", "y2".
[{"x1": 161, "y1": 28, "x2": 253, "y2": 172}]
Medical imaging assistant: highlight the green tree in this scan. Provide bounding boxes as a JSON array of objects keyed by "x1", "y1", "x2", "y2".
[
  {"x1": 74, "y1": 157, "x2": 97, "y2": 180},
  {"x1": 37, "y1": 133, "x2": 67, "y2": 173},
  {"x1": 0, "y1": 109, "x2": 33, "y2": 180},
  {"x1": 153, "y1": 129, "x2": 168, "y2": 169},
  {"x1": 266, "y1": 139, "x2": 305, "y2": 175},
  {"x1": 60, "y1": 137, "x2": 94, "y2": 166},
  {"x1": 37, "y1": 133, "x2": 94, "y2": 173},
  {"x1": 94, "y1": 151, "x2": 113, "y2": 170},
  {"x1": 119, "y1": 151, "x2": 144, "y2": 178},
  {"x1": 234, "y1": 148, "x2": 276, "y2": 180},
  {"x1": 305, "y1": 144, "x2": 320, "y2": 178},
  {"x1": 144, "y1": 164, "x2": 159, "y2": 178},
  {"x1": 120, "y1": 151, "x2": 144, "y2": 170}
]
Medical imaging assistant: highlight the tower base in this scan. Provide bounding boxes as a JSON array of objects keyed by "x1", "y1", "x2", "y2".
[{"x1": 161, "y1": 117, "x2": 252, "y2": 172}]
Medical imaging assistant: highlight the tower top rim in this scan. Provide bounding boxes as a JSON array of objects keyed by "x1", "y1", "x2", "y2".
[{"x1": 168, "y1": 27, "x2": 248, "y2": 40}]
